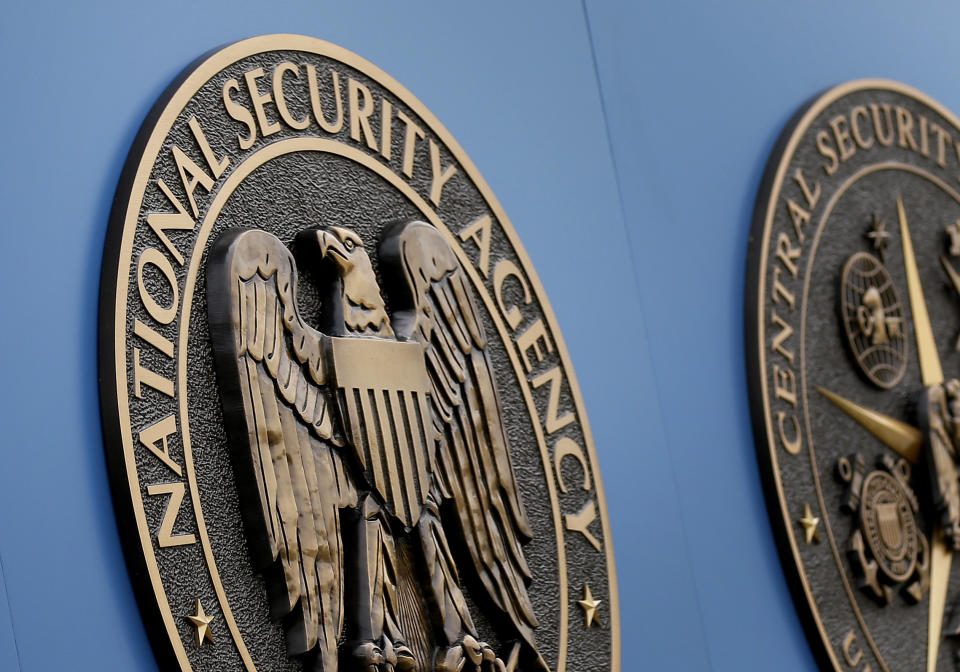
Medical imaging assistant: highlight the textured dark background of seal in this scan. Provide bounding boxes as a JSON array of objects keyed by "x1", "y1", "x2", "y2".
[
  {"x1": 111, "y1": 46, "x2": 610, "y2": 671},
  {"x1": 748, "y1": 86, "x2": 960, "y2": 671}
]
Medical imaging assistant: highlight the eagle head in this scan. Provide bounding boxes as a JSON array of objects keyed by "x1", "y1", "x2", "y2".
[
  {"x1": 314, "y1": 225, "x2": 366, "y2": 274},
  {"x1": 297, "y1": 226, "x2": 394, "y2": 339}
]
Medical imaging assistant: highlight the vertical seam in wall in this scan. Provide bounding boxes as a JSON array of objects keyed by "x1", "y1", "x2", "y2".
[
  {"x1": 578, "y1": 2, "x2": 715, "y2": 669},
  {"x1": 0, "y1": 551, "x2": 23, "y2": 671}
]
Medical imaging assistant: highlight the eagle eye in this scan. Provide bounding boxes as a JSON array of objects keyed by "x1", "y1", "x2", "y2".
[{"x1": 343, "y1": 238, "x2": 356, "y2": 252}]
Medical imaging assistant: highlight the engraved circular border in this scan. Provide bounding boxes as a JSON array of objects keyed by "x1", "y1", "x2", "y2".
[
  {"x1": 745, "y1": 78, "x2": 960, "y2": 671},
  {"x1": 99, "y1": 34, "x2": 620, "y2": 671}
]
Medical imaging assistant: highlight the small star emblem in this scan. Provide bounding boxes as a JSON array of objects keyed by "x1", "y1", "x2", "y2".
[
  {"x1": 187, "y1": 599, "x2": 215, "y2": 648},
  {"x1": 867, "y1": 213, "x2": 890, "y2": 261},
  {"x1": 798, "y1": 503, "x2": 821, "y2": 545},
  {"x1": 578, "y1": 584, "x2": 602, "y2": 628}
]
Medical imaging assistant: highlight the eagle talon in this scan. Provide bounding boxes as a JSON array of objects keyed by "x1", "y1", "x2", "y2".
[
  {"x1": 394, "y1": 641, "x2": 419, "y2": 672},
  {"x1": 434, "y1": 636, "x2": 505, "y2": 672},
  {"x1": 350, "y1": 638, "x2": 396, "y2": 672},
  {"x1": 351, "y1": 641, "x2": 383, "y2": 671},
  {"x1": 350, "y1": 636, "x2": 418, "y2": 672}
]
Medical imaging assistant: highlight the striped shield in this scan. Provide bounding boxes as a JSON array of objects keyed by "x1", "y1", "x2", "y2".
[
  {"x1": 877, "y1": 502, "x2": 903, "y2": 550},
  {"x1": 326, "y1": 335, "x2": 435, "y2": 527}
]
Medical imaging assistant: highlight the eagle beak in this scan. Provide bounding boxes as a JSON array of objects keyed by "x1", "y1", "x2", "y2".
[
  {"x1": 316, "y1": 229, "x2": 332, "y2": 258},
  {"x1": 316, "y1": 228, "x2": 342, "y2": 262}
]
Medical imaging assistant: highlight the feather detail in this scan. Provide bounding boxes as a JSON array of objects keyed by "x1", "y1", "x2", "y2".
[
  {"x1": 379, "y1": 220, "x2": 541, "y2": 651},
  {"x1": 206, "y1": 228, "x2": 357, "y2": 668}
]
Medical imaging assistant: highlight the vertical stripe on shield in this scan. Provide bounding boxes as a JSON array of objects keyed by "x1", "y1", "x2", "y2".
[
  {"x1": 386, "y1": 390, "x2": 420, "y2": 523},
  {"x1": 372, "y1": 389, "x2": 407, "y2": 523},
  {"x1": 338, "y1": 386, "x2": 432, "y2": 527}
]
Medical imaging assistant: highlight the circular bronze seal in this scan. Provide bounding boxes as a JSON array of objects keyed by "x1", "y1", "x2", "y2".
[
  {"x1": 746, "y1": 79, "x2": 960, "y2": 671},
  {"x1": 99, "y1": 35, "x2": 618, "y2": 672}
]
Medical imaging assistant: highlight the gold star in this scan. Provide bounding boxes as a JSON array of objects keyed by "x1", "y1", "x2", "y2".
[
  {"x1": 798, "y1": 503, "x2": 821, "y2": 544},
  {"x1": 187, "y1": 599, "x2": 215, "y2": 648},
  {"x1": 578, "y1": 584, "x2": 602, "y2": 628}
]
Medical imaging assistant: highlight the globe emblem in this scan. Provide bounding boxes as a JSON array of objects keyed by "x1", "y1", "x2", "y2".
[{"x1": 840, "y1": 252, "x2": 907, "y2": 389}]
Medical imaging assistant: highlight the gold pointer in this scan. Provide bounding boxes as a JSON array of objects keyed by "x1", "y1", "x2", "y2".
[
  {"x1": 815, "y1": 387, "x2": 922, "y2": 463},
  {"x1": 898, "y1": 196, "x2": 950, "y2": 672}
]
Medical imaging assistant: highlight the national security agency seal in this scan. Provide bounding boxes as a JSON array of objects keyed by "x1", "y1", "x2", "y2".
[
  {"x1": 99, "y1": 35, "x2": 618, "y2": 672},
  {"x1": 746, "y1": 79, "x2": 960, "y2": 671}
]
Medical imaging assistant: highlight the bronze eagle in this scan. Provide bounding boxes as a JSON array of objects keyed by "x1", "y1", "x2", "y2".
[{"x1": 206, "y1": 220, "x2": 546, "y2": 672}]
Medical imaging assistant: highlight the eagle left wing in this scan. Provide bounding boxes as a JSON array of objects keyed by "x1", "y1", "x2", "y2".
[
  {"x1": 379, "y1": 220, "x2": 540, "y2": 653},
  {"x1": 206, "y1": 228, "x2": 356, "y2": 668}
]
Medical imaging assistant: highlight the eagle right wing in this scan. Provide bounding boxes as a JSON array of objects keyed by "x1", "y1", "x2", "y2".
[
  {"x1": 380, "y1": 221, "x2": 542, "y2": 662},
  {"x1": 206, "y1": 229, "x2": 356, "y2": 668}
]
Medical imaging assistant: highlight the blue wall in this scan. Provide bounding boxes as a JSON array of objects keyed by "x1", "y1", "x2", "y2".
[{"x1": 4, "y1": 1, "x2": 960, "y2": 669}]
